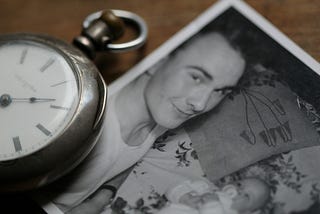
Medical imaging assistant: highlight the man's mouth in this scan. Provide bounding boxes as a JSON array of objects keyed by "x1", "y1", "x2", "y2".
[{"x1": 171, "y1": 102, "x2": 194, "y2": 117}]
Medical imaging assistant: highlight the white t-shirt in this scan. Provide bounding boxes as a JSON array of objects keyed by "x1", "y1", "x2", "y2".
[{"x1": 48, "y1": 94, "x2": 166, "y2": 212}]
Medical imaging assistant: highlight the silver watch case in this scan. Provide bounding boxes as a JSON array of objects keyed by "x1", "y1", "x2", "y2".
[{"x1": 0, "y1": 33, "x2": 107, "y2": 192}]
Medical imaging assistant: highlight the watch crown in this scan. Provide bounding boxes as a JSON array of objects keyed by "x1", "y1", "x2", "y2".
[{"x1": 73, "y1": 10, "x2": 125, "y2": 59}]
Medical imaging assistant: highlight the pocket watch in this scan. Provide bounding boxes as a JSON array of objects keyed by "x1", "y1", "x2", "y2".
[{"x1": 0, "y1": 10, "x2": 147, "y2": 192}]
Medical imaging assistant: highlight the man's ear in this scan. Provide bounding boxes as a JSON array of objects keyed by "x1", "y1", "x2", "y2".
[{"x1": 221, "y1": 184, "x2": 238, "y2": 198}]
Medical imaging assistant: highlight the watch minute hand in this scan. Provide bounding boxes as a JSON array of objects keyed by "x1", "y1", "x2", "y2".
[{"x1": 11, "y1": 97, "x2": 56, "y2": 103}]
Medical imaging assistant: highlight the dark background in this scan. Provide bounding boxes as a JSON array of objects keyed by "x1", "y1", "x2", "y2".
[{"x1": 0, "y1": 0, "x2": 319, "y2": 213}]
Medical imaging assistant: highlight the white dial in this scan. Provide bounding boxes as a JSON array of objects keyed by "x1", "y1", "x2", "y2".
[{"x1": 0, "y1": 41, "x2": 79, "y2": 161}]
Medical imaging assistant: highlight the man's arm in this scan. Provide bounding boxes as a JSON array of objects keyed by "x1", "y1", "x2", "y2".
[{"x1": 66, "y1": 166, "x2": 133, "y2": 214}]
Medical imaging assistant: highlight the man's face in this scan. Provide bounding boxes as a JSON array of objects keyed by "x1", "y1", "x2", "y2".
[{"x1": 144, "y1": 33, "x2": 245, "y2": 129}]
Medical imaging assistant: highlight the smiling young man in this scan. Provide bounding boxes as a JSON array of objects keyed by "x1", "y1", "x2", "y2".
[{"x1": 144, "y1": 32, "x2": 245, "y2": 129}]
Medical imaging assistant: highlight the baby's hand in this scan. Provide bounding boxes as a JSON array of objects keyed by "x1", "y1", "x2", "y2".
[
  {"x1": 179, "y1": 192, "x2": 202, "y2": 209},
  {"x1": 201, "y1": 192, "x2": 219, "y2": 204}
]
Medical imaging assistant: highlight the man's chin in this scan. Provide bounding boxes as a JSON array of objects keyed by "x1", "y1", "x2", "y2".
[
  {"x1": 155, "y1": 118, "x2": 185, "y2": 130},
  {"x1": 152, "y1": 108, "x2": 190, "y2": 129}
]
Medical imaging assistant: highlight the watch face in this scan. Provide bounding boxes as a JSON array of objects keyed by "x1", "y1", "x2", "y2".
[{"x1": 0, "y1": 41, "x2": 80, "y2": 161}]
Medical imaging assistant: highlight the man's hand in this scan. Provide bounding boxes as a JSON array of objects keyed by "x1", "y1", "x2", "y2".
[{"x1": 66, "y1": 166, "x2": 133, "y2": 214}]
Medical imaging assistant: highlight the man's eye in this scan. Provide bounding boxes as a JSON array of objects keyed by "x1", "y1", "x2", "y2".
[
  {"x1": 191, "y1": 74, "x2": 201, "y2": 83},
  {"x1": 215, "y1": 88, "x2": 234, "y2": 95},
  {"x1": 222, "y1": 89, "x2": 233, "y2": 95},
  {"x1": 215, "y1": 89, "x2": 226, "y2": 95}
]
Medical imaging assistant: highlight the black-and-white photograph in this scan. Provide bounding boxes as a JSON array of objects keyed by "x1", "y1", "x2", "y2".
[{"x1": 36, "y1": 0, "x2": 320, "y2": 213}]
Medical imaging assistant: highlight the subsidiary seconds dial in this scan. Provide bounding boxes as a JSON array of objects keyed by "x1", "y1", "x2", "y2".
[{"x1": 0, "y1": 42, "x2": 79, "y2": 161}]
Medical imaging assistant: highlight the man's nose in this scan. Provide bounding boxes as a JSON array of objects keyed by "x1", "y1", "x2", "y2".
[{"x1": 187, "y1": 91, "x2": 211, "y2": 113}]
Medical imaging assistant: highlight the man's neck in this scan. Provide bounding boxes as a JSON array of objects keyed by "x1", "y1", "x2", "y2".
[{"x1": 115, "y1": 74, "x2": 157, "y2": 146}]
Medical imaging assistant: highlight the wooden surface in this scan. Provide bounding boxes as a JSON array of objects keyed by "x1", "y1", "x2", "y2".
[
  {"x1": 0, "y1": 0, "x2": 319, "y2": 84},
  {"x1": 0, "y1": 0, "x2": 319, "y2": 213}
]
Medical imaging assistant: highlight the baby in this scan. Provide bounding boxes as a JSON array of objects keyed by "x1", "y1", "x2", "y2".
[{"x1": 157, "y1": 177, "x2": 270, "y2": 214}]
